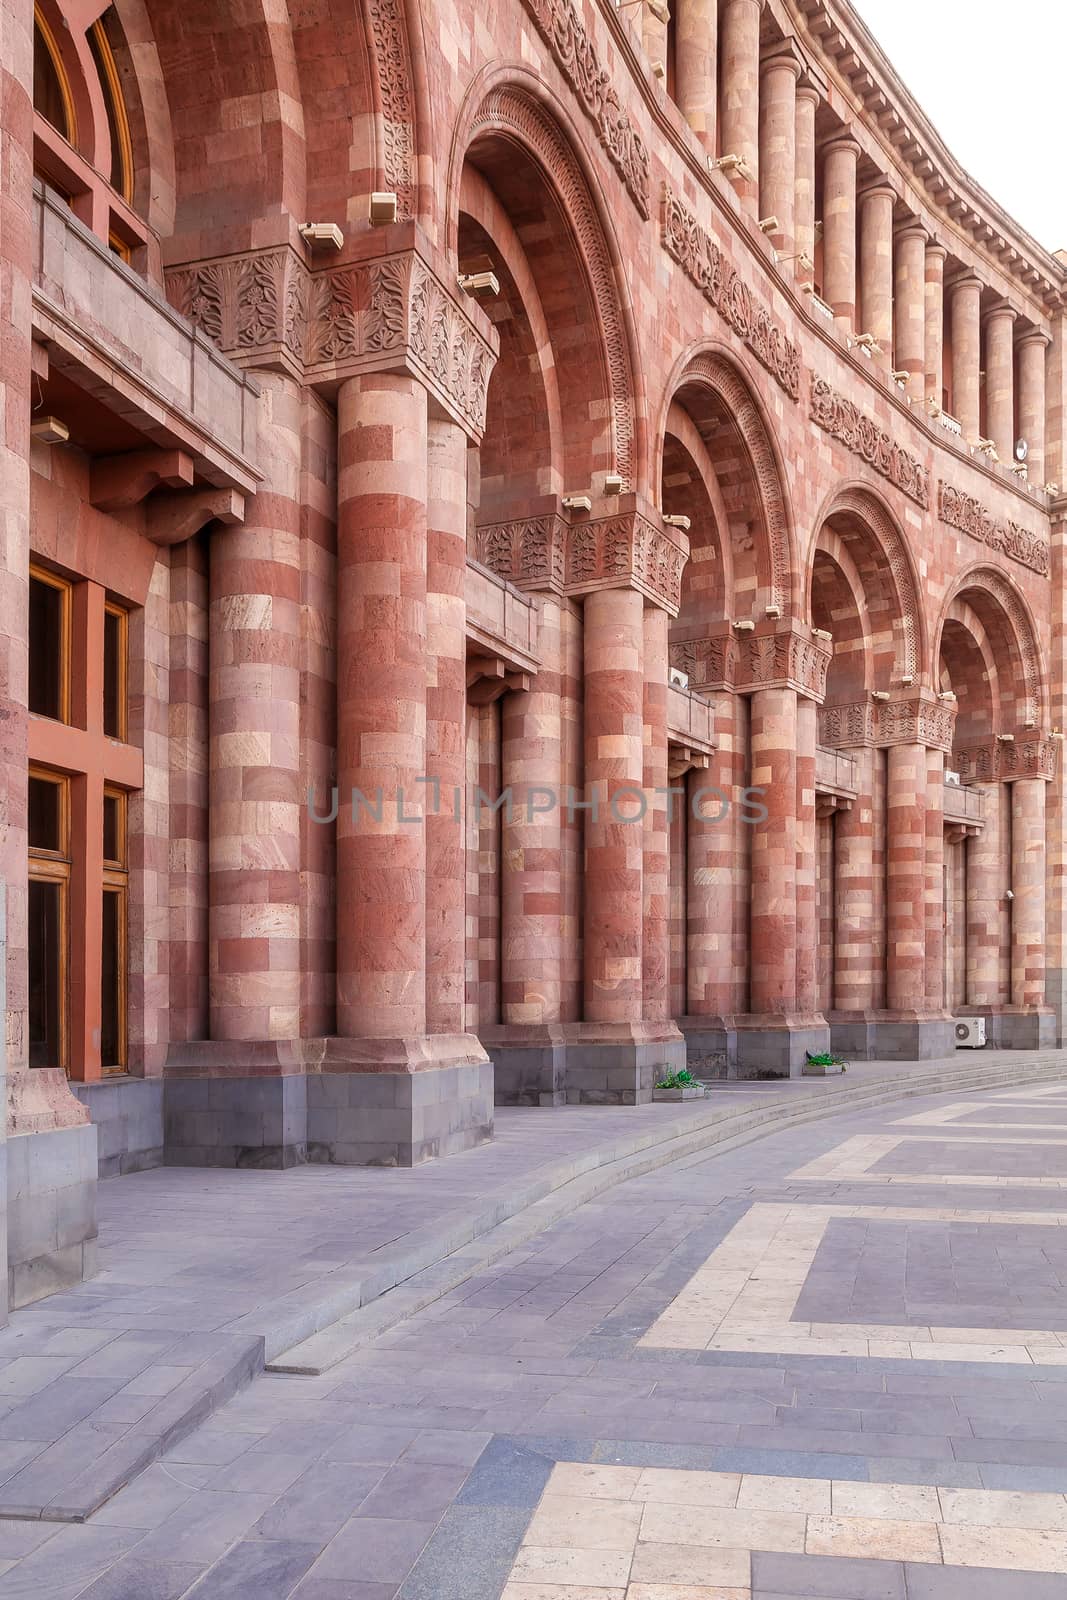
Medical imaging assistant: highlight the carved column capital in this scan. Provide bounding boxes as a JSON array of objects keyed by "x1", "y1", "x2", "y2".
[
  {"x1": 565, "y1": 506, "x2": 689, "y2": 615},
  {"x1": 166, "y1": 241, "x2": 499, "y2": 443}
]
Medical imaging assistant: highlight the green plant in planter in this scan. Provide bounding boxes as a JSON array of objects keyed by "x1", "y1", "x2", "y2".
[
  {"x1": 805, "y1": 1050, "x2": 847, "y2": 1070},
  {"x1": 655, "y1": 1068, "x2": 696, "y2": 1090}
]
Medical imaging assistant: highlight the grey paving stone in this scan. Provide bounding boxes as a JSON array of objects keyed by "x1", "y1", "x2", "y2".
[
  {"x1": 396, "y1": 1506, "x2": 530, "y2": 1600},
  {"x1": 0, "y1": 1525, "x2": 141, "y2": 1598},
  {"x1": 356, "y1": 1461, "x2": 471, "y2": 1522},
  {"x1": 320, "y1": 1427, "x2": 417, "y2": 1466},
  {"x1": 91, "y1": 1462, "x2": 205, "y2": 1529},
  {"x1": 306, "y1": 1517, "x2": 434, "y2": 1584},
  {"x1": 901, "y1": 1564, "x2": 1067, "y2": 1600},
  {"x1": 71, "y1": 1557, "x2": 205, "y2": 1600},
  {"x1": 133, "y1": 1490, "x2": 279, "y2": 1563},
  {"x1": 751, "y1": 1549, "x2": 906, "y2": 1599},
  {"x1": 251, "y1": 1463, "x2": 387, "y2": 1543},
  {"x1": 710, "y1": 1445, "x2": 871, "y2": 1480},
  {"x1": 976, "y1": 1462, "x2": 1067, "y2": 1491},
  {"x1": 291, "y1": 1583, "x2": 398, "y2": 1600},
  {"x1": 403, "y1": 1430, "x2": 491, "y2": 1467},
  {"x1": 169, "y1": 1538, "x2": 318, "y2": 1600}
]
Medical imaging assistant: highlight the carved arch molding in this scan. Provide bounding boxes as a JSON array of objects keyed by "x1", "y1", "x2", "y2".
[
  {"x1": 821, "y1": 489, "x2": 920, "y2": 683},
  {"x1": 678, "y1": 353, "x2": 792, "y2": 615},
  {"x1": 950, "y1": 566, "x2": 1045, "y2": 733},
  {"x1": 466, "y1": 85, "x2": 638, "y2": 490},
  {"x1": 365, "y1": 0, "x2": 417, "y2": 219}
]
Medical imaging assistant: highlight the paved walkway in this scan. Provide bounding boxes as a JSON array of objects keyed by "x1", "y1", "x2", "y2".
[{"x1": 6, "y1": 1053, "x2": 1067, "y2": 1596}]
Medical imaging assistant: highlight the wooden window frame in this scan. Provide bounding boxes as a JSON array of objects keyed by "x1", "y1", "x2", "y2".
[
  {"x1": 103, "y1": 600, "x2": 129, "y2": 742},
  {"x1": 33, "y1": 7, "x2": 76, "y2": 145},
  {"x1": 89, "y1": 18, "x2": 133, "y2": 204},
  {"x1": 29, "y1": 564, "x2": 73, "y2": 726},
  {"x1": 101, "y1": 783, "x2": 128, "y2": 1071},
  {"x1": 28, "y1": 765, "x2": 70, "y2": 1072}
]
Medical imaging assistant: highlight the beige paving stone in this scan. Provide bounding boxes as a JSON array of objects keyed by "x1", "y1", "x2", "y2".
[
  {"x1": 937, "y1": 1488, "x2": 1067, "y2": 1531},
  {"x1": 547, "y1": 1465, "x2": 644, "y2": 1501},
  {"x1": 628, "y1": 1543, "x2": 751, "y2": 1588},
  {"x1": 831, "y1": 1481, "x2": 941, "y2": 1520},
  {"x1": 937, "y1": 1524, "x2": 1067, "y2": 1572},
  {"x1": 805, "y1": 1514, "x2": 942, "y2": 1562},
  {"x1": 510, "y1": 1546, "x2": 635, "y2": 1588},
  {"x1": 627, "y1": 1587, "x2": 750, "y2": 1599},
  {"x1": 633, "y1": 1470, "x2": 741, "y2": 1508},
  {"x1": 639, "y1": 1503, "x2": 806, "y2": 1554},
  {"x1": 526, "y1": 1495, "x2": 644, "y2": 1551},
  {"x1": 500, "y1": 1587, "x2": 627, "y2": 1599},
  {"x1": 736, "y1": 1474, "x2": 831, "y2": 1514}
]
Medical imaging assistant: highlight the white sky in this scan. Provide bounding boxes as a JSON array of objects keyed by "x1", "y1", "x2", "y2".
[{"x1": 853, "y1": 0, "x2": 1067, "y2": 257}]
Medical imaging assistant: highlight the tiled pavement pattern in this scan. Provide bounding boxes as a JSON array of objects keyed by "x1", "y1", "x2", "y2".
[{"x1": 10, "y1": 1075, "x2": 1067, "y2": 1596}]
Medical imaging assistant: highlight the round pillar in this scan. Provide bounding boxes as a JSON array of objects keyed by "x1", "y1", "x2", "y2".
[
  {"x1": 425, "y1": 417, "x2": 469, "y2": 1035},
  {"x1": 893, "y1": 225, "x2": 927, "y2": 393},
  {"x1": 795, "y1": 696, "x2": 818, "y2": 1015},
  {"x1": 758, "y1": 56, "x2": 801, "y2": 252},
  {"x1": 687, "y1": 693, "x2": 743, "y2": 1018},
  {"x1": 886, "y1": 743, "x2": 927, "y2": 1012},
  {"x1": 924, "y1": 748, "x2": 946, "y2": 1010},
  {"x1": 675, "y1": 0, "x2": 717, "y2": 148},
  {"x1": 833, "y1": 747, "x2": 877, "y2": 1012},
  {"x1": 1017, "y1": 331, "x2": 1049, "y2": 485},
  {"x1": 583, "y1": 587, "x2": 645, "y2": 1024},
  {"x1": 822, "y1": 138, "x2": 861, "y2": 327},
  {"x1": 1011, "y1": 777, "x2": 1047, "y2": 1010},
  {"x1": 209, "y1": 374, "x2": 302, "y2": 1041},
  {"x1": 859, "y1": 185, "x2": 896, "y2": 353},
  {"x1": 924, "y1": 243, "x2": 948, "y2": 407},
  {"x1": 748, "y1": 687, "x2": 798, "y2": 1014},
  {"x1": 643, "y1": 606, "x2": 670, "y2": 1021},
  {"x1": 336, "y1": 374, "x2": 428, "y2": 1039},
  {"x1": 794, "y1": 87, "x2": 820, "y2": 277},
  {"x1": 720, "y1": 0, "x2": 764, "y2": 187},
  {"x1": 950, "y1": 276, "x2": 983, "y2": 441},
  {"x1": 984, "y1": 304, "x2": 1016, "y2": 462},
  {"x1": 501, "y1": 600, "x2": 564, "y2": 1027},
  {"x1": 966, "y1": 784, "x2": 1005, "y2": 1007}
]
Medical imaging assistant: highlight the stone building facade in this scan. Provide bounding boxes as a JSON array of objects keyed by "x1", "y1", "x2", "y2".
[{"x1": 2, "y1": 0, "x2": 1067, "y2": 1311}]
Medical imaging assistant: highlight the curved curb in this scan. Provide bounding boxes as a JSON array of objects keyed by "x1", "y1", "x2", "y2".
[{"x1": 270, "y1": 1055, "x2": 1067, "y2": 1375}]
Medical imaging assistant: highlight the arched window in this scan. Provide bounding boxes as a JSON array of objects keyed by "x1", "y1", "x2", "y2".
[
  {"x1": 33, "y1": 14, "x2": 74, "y2": 145},
  {"x1": 88, "y1": 19, "x2": 133, "y2": 203}
]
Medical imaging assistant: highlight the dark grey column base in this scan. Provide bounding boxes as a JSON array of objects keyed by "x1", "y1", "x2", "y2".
[
  {"x1": 731, "y1": 1016, "x2": 831, "y2": 1078},
  {"x1": 72, "y1": 1077, "x2": 164, "y2": 1178},
  {"x1": 164, "y1": 1073, "x2": 309, "y2": 1169},
  {"x1": 307, "y1": 1062, "x2": 494, "y2": 1166},
  {"x1": 480, "y1": 1027, "x2": 568, "y2": 1107},
  {"x1": 867, "y1": 1015, "x2": 955, "y2": 1060},
  {"x1": 8, "y1": 1122, "x2": 98, "y2": 1310},
  {"x1": 481, "y1": 1022, "x2": 686, "y2": 1106},
  {"x1": 561, "y1": 1030, "x2": 686, "y2": 1105},
  {"x1": 677, "y1": 1019, "x2": 737, "y2": 1081},
  {"x1": 964, "y1": 1006, "x2": 1057, "y2": 1050}
]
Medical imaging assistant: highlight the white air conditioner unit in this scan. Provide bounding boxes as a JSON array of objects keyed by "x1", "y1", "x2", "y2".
[
  {"x1": 669, "y1": 668, "x2": 690, "y2": 690},
  {"x1": 954, "y1": 1016, "x2": 986, "y2": 1049},
  {"x1": 945, "y1": 770, "x2": 962, "y2": 787}
]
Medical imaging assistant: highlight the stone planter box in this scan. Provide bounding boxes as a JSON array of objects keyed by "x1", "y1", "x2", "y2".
[
  {"x1": 803, "y1": 1061, "x2": 846, "y2": 1076},
  {"x1": 652, "y1": 1085, "x2": 706, "y2": 1101}
]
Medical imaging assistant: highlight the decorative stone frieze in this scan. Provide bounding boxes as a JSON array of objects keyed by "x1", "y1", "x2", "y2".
[
  {"x1": 662, "y1": 187, "x2": 802, "y2": 400},
  {"x1": 810, "y1": 376, "x2": 930, "y2": 507},
  {"x1": 366, "y1": 0, "x2": 417, "y2": 219},
  {"x1": 954, "y1": 735, "x2": 1059, "y2": 784},
  {"x1": 937, "y1": 482, "x2": 1050, "y2": 576},
  {"x1": 167, "y1": 247, "x2": 496, "y2": 441},
  {"x1": 670, "y1": 624, "x2": 832, "y2": 699},
  {"x1": 565, "y1": 512, "x2": 689, "y2": 614},
  {"x1": 519, "y1": 0, "x2": 652, "y2": 217},
  {"x1": 818, "y1": 693, "x2": 956, "y2": 751},
  {"x1": 472, "y1": 514, "x2": 568, "y2": 594}
]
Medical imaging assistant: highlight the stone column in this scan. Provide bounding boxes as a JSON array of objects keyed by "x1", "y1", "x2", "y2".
[
  {"x1": 834, "y1": 746, "x2": 877, "y2": 1013},
  {"x1": 950, "y1": 275, "x2": 983, "y2": 440},
  {"x1": 748, "y1": 687, "x2": 798, "y2": 1014},
  {"x1": 985, "y1": 303, "x2": 1016, "y2": 461},
  {"x1": 425, "y1": 417, "x2": 468, "y2": 1035},
  {"x1": 1011, "y1": 777, "x2": 1046, "y2": 1011},
  {"x1": 924, "y1": 747, "x2": 946, "y2": 1011},
  {"x1": 209, "y1": 374, "x2": 302, "y2": 1042},
  {"x1": 336, "y1": 374, "x2": 428, "y2": 1040},
  {"x1": 758, "y1": 55, "x2": 801, "y2": 252},
  {"x1": 641, "y1": 0, "x2": 668, "y2": 74},
  {"x1": 859, "y1": 184, "x2": 896, "y2": 353},
  {"x1": 643, "y1": 606, "x2": 670, "y2": 1022},
  {"x1": 966, "y1": 784, "x2": 1004, "y2": 1007},
  {"x1": 794, "y1": 696, "x2": 818, "y2": 1015},
  {"x1": 886, "y1": 743, "x2": 927, "y2": 1012},
  {"x1": 719, "y1": 0, "x2": 763, "y2": 190},
  {"x1": 822, "y1": 138, "x2": 861, "y2": 328},
  {"x1": 687, "y1": 693, "x2": 741, "y2": 1019},
  {"x1": 894, "y1": 225, "x2": 927, "y2": 393},
  {"x1": 583, "y1": 586, "x2": 645, "y2": 1025},
  {"x1": 0, "y1": 0, "x2": 32, "y2": 1099},
  {"x1": 924, "y1": 242, "x2": 947, "y2": 407},
  {"x1": 676, "y1": 0, "x2": 717, "y2": 148},
  {"x1": 794, "y1": 86, "x2": 820, "y2": 277},
  {"x1": 1017, "y1": 331, "x2": 1049, "y2": 485}
]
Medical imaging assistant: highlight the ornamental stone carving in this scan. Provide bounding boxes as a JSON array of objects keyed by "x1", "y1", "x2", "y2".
[
  {"x1": 670, "y1": 624, "x2": 831, "y2": 699},
  {"x1": 817, "y1": 693, "x2": 956, "y2": 750},
  {"x1": 954, "y1": 735, "x2": 1059, "y2": 784},
  {"x1": 519, "y1": 0, "x2": 652, "y2": 217},
  {"x1": 167, "y1": 247, "x2": 496, "y2": 441},
  {"x1": 472, "y1": 515, "x2": 568, "y2": 593},
  {"x1": 564, "y1": 512, "x2": 688, "y2": 614},
  {"x1": 810, "y1": 377, "x2": 930, "y2": 507},
  {"x1": 366, "y1": 0, "x2": 417, "y2": 220},
  {"x1": 662, "y1": 187, "x2": 801, "y2": 400},
  {"x1": 937, "y1": 482, "x2": 1050, "y2": 577}
]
